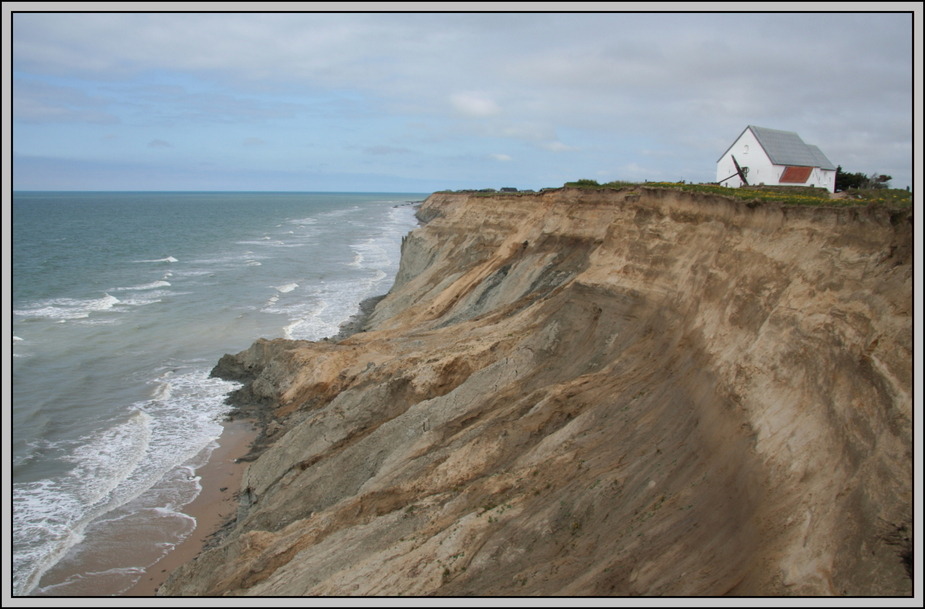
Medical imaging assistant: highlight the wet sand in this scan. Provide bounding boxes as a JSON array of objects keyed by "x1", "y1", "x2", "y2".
[{"x1": 123, "y1": 418, "x2": 258, "y2": 597}]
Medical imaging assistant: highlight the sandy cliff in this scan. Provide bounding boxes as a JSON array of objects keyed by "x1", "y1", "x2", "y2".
[{"x1": 159, "y1": 187, "x2": 913, "y2": 596}]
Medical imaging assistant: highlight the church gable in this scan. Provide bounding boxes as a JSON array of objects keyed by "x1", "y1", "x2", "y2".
[{"x1": 716, "y1": 126, "x2": 836, "y2": 192}]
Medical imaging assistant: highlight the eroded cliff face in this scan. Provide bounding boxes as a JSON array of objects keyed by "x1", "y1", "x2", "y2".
[{"x1": 159, "y1": 187, "x2": 913, "y2": 597}]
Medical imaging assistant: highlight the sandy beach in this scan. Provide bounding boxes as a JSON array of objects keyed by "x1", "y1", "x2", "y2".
[{"x1": 124, "y1": 418, "x2": 258, "y2": 597}]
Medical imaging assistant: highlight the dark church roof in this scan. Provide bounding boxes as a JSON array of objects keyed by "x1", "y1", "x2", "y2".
[{"x1": 719, "y1": 126, "x2": 836, "y2": 170}]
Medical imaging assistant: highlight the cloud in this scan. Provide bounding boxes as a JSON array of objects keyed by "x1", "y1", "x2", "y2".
[
  {"x1": 147, "y1": 139, "x2": 172, "y2": 148},
  {"x1": 10, "y1": 12, "x2": 913, "y2": 191},
  {"x1": 489, "y1": 153, "x2": 512, "y2": 162},
  {"x1": 243, "y1": 137, "x2": 267, "y2": 147},
  {"x1": 450, "y1": 92, "x2": 502, "y2": 118},
  {"x1": 540, "y1": 141, "x2": 577, "y2": 153},
  {"x1": 493, "y1": 123, "x2": 576, "y2": 153},
  {"x1": 13, "y1": 79, "x2": 119, "y2": 124}
]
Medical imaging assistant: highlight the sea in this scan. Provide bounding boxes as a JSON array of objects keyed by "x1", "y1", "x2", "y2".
[{"x1": 9, "y1": 191, "x2": 425, "y2": 596}]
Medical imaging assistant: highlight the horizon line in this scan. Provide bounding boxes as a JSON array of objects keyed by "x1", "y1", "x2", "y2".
[{"x1": 11, "y1": 189, "x2": 435, "y2": 194}]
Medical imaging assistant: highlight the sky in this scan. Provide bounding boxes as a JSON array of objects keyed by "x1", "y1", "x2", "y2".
[{"x1": 5, "y1": 4, "x2": 920, "y2": 192}]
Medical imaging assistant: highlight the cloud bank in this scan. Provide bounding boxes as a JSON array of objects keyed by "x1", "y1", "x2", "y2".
[{"x1": 10, "y1": 10, "x2": 916, "y2": 191}]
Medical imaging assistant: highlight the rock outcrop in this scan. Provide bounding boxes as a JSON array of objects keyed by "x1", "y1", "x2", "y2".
[{"x1": 159, "y1": 187, "x2": 913, "y2": 596}]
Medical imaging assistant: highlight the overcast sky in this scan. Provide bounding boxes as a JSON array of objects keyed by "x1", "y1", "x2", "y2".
[{"x1": 7, "y1": 6, "x2": 919, "y2": 192}]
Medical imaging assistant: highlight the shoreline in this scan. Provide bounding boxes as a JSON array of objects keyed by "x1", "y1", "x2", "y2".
[
  {"x1": 123, "y1": 417, "x2": 258, "y2": 597},
  {"x1": 134, "y1": 277, "x2": 409, "y2": 595},
  {"x1": 331, "y1": 293, "x2": 387, "y2": 341}
]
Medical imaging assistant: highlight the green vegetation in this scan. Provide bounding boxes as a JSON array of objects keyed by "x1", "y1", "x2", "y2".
[
  {"x1": 827, "y1": 187, "x2": 912, "y2": 207},
  {"x1": 439, "y1": 177, "x2": 911, "y2": 208},
  {"x1": 562, "y1": 179, "x2": 635, "y2": 189},
  {"x1": 835, "y1": 166, "x2": 894, "y2": 191},
  {"x1": 646, "y1": 182, "x2": 834, "y2": 205},
  {"x1": 560, "y1": 179, "x2": 912, "y2": 208}
]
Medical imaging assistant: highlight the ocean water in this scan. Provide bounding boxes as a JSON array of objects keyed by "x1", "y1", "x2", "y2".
[{"x1": 10, "y1": 191, "x2": 424, "y2": 596}]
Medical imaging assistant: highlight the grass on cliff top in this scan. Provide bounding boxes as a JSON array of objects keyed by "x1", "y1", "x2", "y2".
[
  {"x1": 439, "y1": 181, "x2": 912, "y2": 208},
  {"x1": 561, "y1": 179, "x2": 912, "y2": 208}
]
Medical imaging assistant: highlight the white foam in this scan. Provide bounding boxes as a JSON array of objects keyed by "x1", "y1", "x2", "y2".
[
  {"x1": 113, "y1": 292, "x2": 167, "y2": 308},
  {"x1": 266, "y1": 204, "x2": 420, "y2": 342},
  {"x1": 185, "y1": 252, "x2": 267, "y2": 269},
  {"x1": 135, "y1": 256, "x2": 178, "y2": 263},
  {"x1": 104, "y1": 281, "x2": 174, "y2": 309},
  {"x1": 12, "y1": 411, "x2": 153, "y2": 595},
  {"x1": 13, "y1": 368, "x2": 242, "y2": 596},
  {"x1": 71, "y1": 411, "x2": 153, "y2": 505},
  {"x1": 71, "y1": 318, "x2": 122, "y2": 327},
  {"x1": 275, "y1": 282, "x2": 299, "y2": 293},
  {"x1": 288, "y1": 217, "x2": 319, "y2": 226},
  {"x1": 95, "y1": 293, "x2": 121, "y2": 310},
  {"x1": 139, "y1": 280, "x2": 171, "y2": 290},
  {"x1": 14, "y1": 294, "x2": 121, "y2": 321},
  {"x1": 286, "y1": 314, "x2": 321, "y2": 340},
  {"x1": 151, "y1": 372, "x2": 173, "y2": 402},
  {"x1": 113, "y1": 280, "x2": 171, "y2": 292}
]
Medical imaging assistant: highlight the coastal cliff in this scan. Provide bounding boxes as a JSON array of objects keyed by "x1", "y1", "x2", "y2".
[{"x1": 159, "y1": 187, "x2": 913, "y2": 596}]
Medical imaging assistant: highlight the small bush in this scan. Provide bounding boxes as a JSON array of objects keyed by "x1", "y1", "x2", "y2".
[{"x1": 564, "y1": 179, "x2": 602, "y2": 188}]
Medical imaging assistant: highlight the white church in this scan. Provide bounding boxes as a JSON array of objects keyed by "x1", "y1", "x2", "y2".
[{"x1": 716, "y1": 125, "x2": 837, "y2": 193}]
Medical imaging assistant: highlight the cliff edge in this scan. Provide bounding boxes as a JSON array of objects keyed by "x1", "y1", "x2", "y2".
[{"x1": 160, "y1": 187, "x2": 913, "y2": 596}]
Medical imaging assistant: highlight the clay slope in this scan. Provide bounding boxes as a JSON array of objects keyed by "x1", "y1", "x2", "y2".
[{"x1": 159, "y1": 187, "x2": 913, "y2": 597}]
